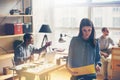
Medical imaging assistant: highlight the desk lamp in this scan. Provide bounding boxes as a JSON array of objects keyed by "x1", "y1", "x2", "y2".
[
  {"x1": 58, "y1": 34, "x2": 66, "y2": 43},
  {"x1": 39, "y1": 24, "x2": 52, "y2": 47},
  {"x1": 58, "y1": 33, "x2": 71, "y2": 43}
]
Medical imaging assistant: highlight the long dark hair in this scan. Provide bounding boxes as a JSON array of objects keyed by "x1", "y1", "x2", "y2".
[{"x1": 78, "y1": 18, "x2": 96, "y2": 48}]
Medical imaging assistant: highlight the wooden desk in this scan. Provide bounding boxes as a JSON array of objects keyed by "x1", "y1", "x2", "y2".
[
  {"x1": 15, "y1": 62, "x2": 66, "y2": 80},
  {"x1": 111, "y1": 47, "x2": 120, "y2": 80},
  {"x1": 100, "y1": 47, "x2": 120, "y2": 79}
]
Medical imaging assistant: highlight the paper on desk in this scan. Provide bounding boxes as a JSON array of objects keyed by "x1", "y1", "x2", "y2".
[
  {"x1": 26, "y1": 63, "x2": 55, "y2": 73},
  {"x1": 68, "y1": 64, "x2": 96, "y2": 76}
]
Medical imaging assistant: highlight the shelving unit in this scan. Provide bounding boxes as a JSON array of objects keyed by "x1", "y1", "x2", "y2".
[
  {"x1": 0, "y1": 0, "x2": 33, "y2": 36},
  {"x1": 0, "y1": 34, "x2": 24, "y2": 38},
  {"x1": 0, "y1": 14, "x2": 32, "y2": 17},
  {"x1": 0, "y1": 0, "x2": 33, "y2": 75},
  {"x1": 0, "y1": 0, "x2": 33, "y2": 53}
]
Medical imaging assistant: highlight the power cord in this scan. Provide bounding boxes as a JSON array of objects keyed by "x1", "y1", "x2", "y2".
[{"x1": 0, "y1": 46, "x2": 8, "y2": 53}]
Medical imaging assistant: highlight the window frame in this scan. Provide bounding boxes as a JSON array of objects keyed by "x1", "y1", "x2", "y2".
[{"x1": 53, "y1": 0, "x2": 120, "y2": 29}]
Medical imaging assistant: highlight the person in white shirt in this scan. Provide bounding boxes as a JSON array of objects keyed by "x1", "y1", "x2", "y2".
[{"x1": 99, "y1": 27, "x2": 114, "y2": 80}]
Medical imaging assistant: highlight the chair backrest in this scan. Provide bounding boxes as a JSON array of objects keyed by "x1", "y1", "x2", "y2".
[{"x1": 13, "y1": 40, "x2": 23, "y2": 50}]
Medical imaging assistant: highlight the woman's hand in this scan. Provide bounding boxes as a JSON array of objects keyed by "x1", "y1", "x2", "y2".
[
  {"x1": 101, "y1": 52, "x2": 109, "y2": 58},
  {"x1": 95, "y1": 64, "x2": 101, "y2": 72}
]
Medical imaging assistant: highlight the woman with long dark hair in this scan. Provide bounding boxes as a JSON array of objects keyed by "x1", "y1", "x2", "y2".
[{"x1": 67, "y1": 18, "x2": 101, "y2": 80}]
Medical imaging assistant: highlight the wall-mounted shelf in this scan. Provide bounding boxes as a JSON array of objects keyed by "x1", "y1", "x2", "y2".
[
  {"x1": 0, "y1": 0, "x2": 33, "y2": 53},
  {"x1": 0, "y1": 14, "x2": 33, "y2": 17},
  {"x1": 0, "y1": 34, "x2": 24, "y2": 38}
]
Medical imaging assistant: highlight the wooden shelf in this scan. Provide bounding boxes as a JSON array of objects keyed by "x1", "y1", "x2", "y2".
[
  {"x1": 0, "y1": 34, "x2": 24, "y2": 38},
  {"x1": 0, "y1": 14, "x2": 33, "y2": 17},
  {"x1": 0, "y1": 0, "x2": 32, "y2": 58}
]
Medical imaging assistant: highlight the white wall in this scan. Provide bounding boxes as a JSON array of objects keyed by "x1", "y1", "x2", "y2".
[{"x1": 32, "y1": 0, "x2": 55, "y2": 48}]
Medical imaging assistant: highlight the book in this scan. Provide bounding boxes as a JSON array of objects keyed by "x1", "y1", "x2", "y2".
[{"x1": 68, "y1": 64, "x2": 96, "y2": 76}]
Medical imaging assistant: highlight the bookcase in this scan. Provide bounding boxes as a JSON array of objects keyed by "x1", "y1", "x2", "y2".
[
  {"x1": 0, "y1": 0, "x2": 33, "y2": 53},
  {"x1": 0, "y1": 0, "x2": 33, "y2": 77}
]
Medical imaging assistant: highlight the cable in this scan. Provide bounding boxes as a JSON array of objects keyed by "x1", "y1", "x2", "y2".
[
  {"x1": 0, "y1": 46, "x2": 8, "y2": 53},
  {"x1": 64, "y1": 34, "x2": 72, "y2": 38},
  {"x1": 0, "y1": 16, "x2": 8, "y2": 25}
]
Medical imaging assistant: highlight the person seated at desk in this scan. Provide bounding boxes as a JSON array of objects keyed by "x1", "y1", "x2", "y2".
[
  {"x1": 14, "y1": 33, "x2": 51, "y2": 65},
  {"x1": 98, "y1": 27, "x2": 114, "y2": 80}
]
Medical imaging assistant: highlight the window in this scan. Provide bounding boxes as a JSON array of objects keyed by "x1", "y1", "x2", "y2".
[
  {"x1": 52, "y1": 0, "x2": 120, "y2": 50},
  {"x1": 113, "y1": 17, "x2": 120, "y2": 27},
  {"x1": 92, "y1": 0, "x2": 120, "y2": 2},
  {"x1": 92, "y1": 7, "x2": 120, "y2": 28},
  {"x1": 94, "y1": 17, "x2": 102, "y2": 27},
  {"x1": 54, "y1": 0, "x2": 86, "y2": 5},
  {"x1": 54, "y1": 0, "x2": 120, "y2": 28},
  {"x1": 54, "y1": 7, "x2": 88, "y2": 28},
  {"x1": 113, "y1": 7, "x2": 120, "y2": 13}
]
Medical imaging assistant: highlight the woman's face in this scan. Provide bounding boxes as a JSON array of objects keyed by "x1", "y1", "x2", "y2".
[{"x1": 82, "y1": 26, "x2": 92, "y2": 40}]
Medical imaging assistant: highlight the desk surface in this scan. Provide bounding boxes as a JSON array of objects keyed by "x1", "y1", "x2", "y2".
[
  {"x1": 13, "y1": 53, "x2": 67, "y2": 80},
  {"x1": 15, "y1": 62, "x2": 66, "y2": 80},
  {"x1": 15, "y1": 61, "x2": 66, "y2": 77}
]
